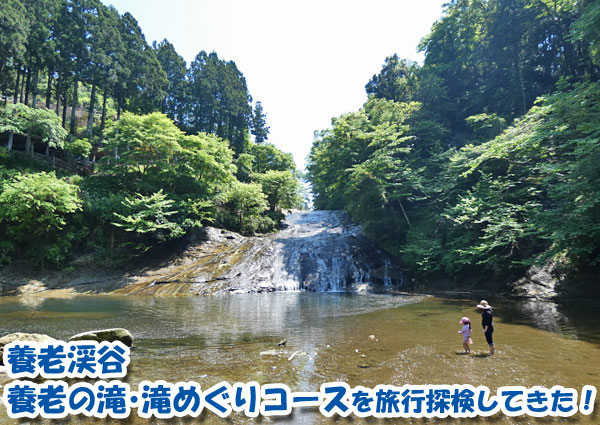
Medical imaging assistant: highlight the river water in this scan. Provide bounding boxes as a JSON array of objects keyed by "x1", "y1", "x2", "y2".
[{"x1": 1, "y1": 293, "x2": 599, "y2": 424}]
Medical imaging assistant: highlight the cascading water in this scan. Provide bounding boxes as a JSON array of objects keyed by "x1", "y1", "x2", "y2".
[
  {"x1": 116, "y1": 211, "x2": 403, "y2": 295},
  {"x1": 267, "y1": 211, "x2": 396, "y2": 292}
]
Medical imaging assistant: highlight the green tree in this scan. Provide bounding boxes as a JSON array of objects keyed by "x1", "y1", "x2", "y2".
[
  {"x1": 112, "y1": 190, "x2": 185, "y2": 252},
  {"x1": 114, "y1": 12, "x2": 168, "y2": 117},
  {"x1": 250, "y1": 142, "x2": 295, "y2": 174},
  {"x1": 153, "y1": 39, "x2": 187, "y2": 122},
  {"x1": 570, "y1": 0, "x2": 600, "y2": 66},
  {"x1": 0, "y1": 103, "x2": 29, "y2": 151},
  {"x1": 86, "y1": 2, "x2": 124, "y2": 140},
  {"x1": 24, "y1": 107, "x2": 68, "y2": 155},
  {"x1": 251, "y1": 101, "x2": 269, "y2": 143},
  {"x1": 1, "y1": 103, "x2": 67, "y2": 155},
  {"x1": 185, "y1": 51, "x2": 253, "y2": 154},
  {"x1": 175, "y1": 132, "x2": 237, "y2": 197},
  {"x1": 216, "y1": 182, "x2": 271, "y2": 235},
  {"x1": 101, "y1": 112, "x2": 183, "y2": 185},
  {"x1": 0, "y1": 0, "x2": 29, "y2": 100},
  {"x1": 0, "y1": 172, "x2": 82, "y2": 268},
  {"x1": 257, "y1": 170, "x2": 302, "y2": 212},
  {"x1": 365, "y1": 54, "x2": 419, "y2": 103}
]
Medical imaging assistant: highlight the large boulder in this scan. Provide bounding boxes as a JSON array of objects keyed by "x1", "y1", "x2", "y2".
[
  {"x1": 69, "y1": 328, "x2": 133, "y2": 347},
  {"x1": 0, "y1": 332, "x2": 58, "y2": 365},
  {"x1": 510, "y1": 262, "x2": 558, "y2": 300}
]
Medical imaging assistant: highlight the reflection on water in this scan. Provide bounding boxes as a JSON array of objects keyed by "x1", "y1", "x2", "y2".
[{"x1": 1, "y1": 293, "x2": 599, "y2": 424}]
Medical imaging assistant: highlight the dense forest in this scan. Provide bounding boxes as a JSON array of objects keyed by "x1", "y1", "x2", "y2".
[
  {"x1": 0, "y1": 0, "x2": 302, "y2": 268},
  {"x1": 308, "y1": 0, "x2": 600, "y2": 290}
]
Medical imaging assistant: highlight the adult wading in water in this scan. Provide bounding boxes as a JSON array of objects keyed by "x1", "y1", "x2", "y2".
[{"x1": 477, "y1": 300, "x2": 495, "y2": 356}]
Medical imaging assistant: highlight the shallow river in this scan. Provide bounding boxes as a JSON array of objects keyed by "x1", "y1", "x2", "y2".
[{"x1": 1, "y1": 293, "x2": 599, "y2": 424}]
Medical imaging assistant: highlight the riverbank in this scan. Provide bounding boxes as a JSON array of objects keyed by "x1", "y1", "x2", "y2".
[
  {"x1": 0, "y1": 210, "x2": 588, "y2": 301},
  {"x1": 0, "y1": 211, "x2": 404, "y2": 296}
]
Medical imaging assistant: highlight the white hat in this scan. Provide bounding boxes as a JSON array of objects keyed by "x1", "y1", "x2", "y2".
[{"x1": 476, "y1": 300, "x2": 492, "y2": 309}]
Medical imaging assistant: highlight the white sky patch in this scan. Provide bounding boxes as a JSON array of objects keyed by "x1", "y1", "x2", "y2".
[{"x1": 101, "y1": 0, "x2": 447, "y2": 170}]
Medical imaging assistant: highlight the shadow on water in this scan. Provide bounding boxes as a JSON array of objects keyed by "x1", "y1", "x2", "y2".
[
  {"x1": 492, "y1": 298, "x2": 600, "y2": 346},
  {"x1": 437, "y1": 296, "x2": 600, "y2": 347}
]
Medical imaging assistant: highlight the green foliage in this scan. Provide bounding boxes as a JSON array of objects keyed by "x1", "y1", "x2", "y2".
[
  {"x1": 249, "y1": 143, "x2": 295, "y2": 174},
  {"x1": 112, "y1": 190, "x2": 185, "y2": 251},
  {"x1": 257, "y1": 170, "x2": 303, "y2": 212},
  {"x1": 0, "y1": 0, "x2": 28, "y2": 68},
  {"x1": 216, "y1": 182, "x2": 272, "y2": 235},
  {"x1": 101, "y1": 112, "x2": 237, "y2": 197},
  {"x1": 65, "y1": 138, "x2": 93, "y2": 158},
  {"x1": 0, "y1": 103, "x2": 27, "y2": 134},
  {"x1": 25, "y1": 108, "x2": 68, "y2": 149},
  {"x1": 251, "y1": 101, "x2": 269, "y2": 143},
  {"x1": 0, "y1": 103, "x2": 67, "y2": 149},
  {"x1": 309, "y1": 57, "x2": 600, "y2": 286},
  {"x1": 366, "y1": 55, "x2": 419, "y2": 103},
  {"x1": 183, "y1": 51, "x2": 254, "y2": 154},
  {"x1": 0, "y1": 2, "x2": 300, "y2": 270},
  {"x1": 465, "y1": 113, "x2": 507, "y2": 141},
  {"x1": 177, "y1": 133, "x2": 237, "y2": 195},
  {"x1": 0, "y1": 172, "x2": 82, "y2": 267},
  {"x1": 570, "y1": 0, "x2": 600, "y2": 64},
  {"x1": 102, "y1": 112, "x2": 183, "y2": 179}
]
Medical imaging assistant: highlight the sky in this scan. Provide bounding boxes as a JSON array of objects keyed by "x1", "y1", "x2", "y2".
[{"x1": 101, "y1": 0, "x2": 448, "y2": 170}]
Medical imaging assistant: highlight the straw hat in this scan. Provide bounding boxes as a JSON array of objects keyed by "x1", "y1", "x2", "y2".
[{"x1": 476, "y1": 300, "x2": 492, "y2": 309}]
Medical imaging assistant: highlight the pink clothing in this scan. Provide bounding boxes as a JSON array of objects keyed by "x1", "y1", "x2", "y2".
[{"x1": 459, "y1": 324, "x2": 472, "y2": 343}]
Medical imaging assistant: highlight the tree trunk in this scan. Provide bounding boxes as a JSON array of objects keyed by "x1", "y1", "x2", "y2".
[
  {"x1": 45, "y1": 143, "x2": 50, "y2": 156},
  {"x1": 25, "y1": 134, "x2": 32, "y2": 156},
  {"x1": 46, "y1": 72, "x2": 53, "y2": 109},
  {"x1": 7, "y1": 132, "x2": 13, "y2": 152},
  {"x1": 31, "y1": 69, "x2": 39, "y2": 108},
  {"x1": 398, "y1": 199, "x2": 411, "y2": 227},
  {"x1": 55, "y1": 76, "x2": 61, "y2": 115},
  {"x1": 0, "y1": 62, "x2": 4, "y2": 100},
  {"x1": 14, "y1": 64, "x2": 21, "y2": 104},
  {"x1": 24, "y1": 67, "x2": 31, "y2": 105},
  {"x1": 100, "y1": 84, "x2": 108, "y2": 139},
  {"x1": 70, "y1": 79, "x2": 78, "y2": 135},
  {"x1": 87, "y1": 81, "x2": 96, "y2": 140},
  {"x1": 19, "y1": 70, "x2": 25, "y2": 103},
  {"x1": 62, "y1": 92, "x2": 68, "y2": 128},
  {"x1": 117, "y1": 93, "x2": 122, "y2": 120}
]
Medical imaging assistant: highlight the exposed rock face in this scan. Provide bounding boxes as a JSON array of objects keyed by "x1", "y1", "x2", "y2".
[
  {"x1": 115, "y1": 211, "x2": 403, "y2": 295},
  {"x1": 510, "y1": 262, "x2": 558, "y2": 299},
  {"x1": 0, "y1": 332, "x2": 58, "y2": 365},
  {"x1": 69, "y1": 328, "x2": 133, "y2": 347}
]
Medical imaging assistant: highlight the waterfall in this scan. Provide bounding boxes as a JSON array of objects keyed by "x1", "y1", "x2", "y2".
[{"x1": 118, "y1": 211, "x2": 404, "y2": 295}]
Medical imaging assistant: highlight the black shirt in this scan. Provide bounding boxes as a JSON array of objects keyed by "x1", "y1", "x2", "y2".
[{"x1": 481, "y1": 309, "x2": 493, "y2": 330}]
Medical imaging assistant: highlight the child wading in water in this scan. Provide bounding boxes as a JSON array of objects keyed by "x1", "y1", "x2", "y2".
[{"x1": 458, "y1": 317, "x2": 472, "y2": 353}]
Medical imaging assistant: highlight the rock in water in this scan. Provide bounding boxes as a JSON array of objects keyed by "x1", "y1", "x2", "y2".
[
  {"x1": 69, "y1": 328, "x2": 133, "y2": 347},
  {"x1": 0, "y1": 333, "x2": 58, "y2": 365}
]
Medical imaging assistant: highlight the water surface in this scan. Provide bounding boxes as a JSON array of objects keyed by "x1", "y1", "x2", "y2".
[{"x1": 1, "y1": 293, "x2": 599, "y2": 424}]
